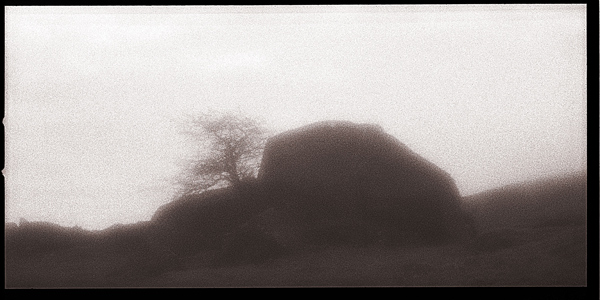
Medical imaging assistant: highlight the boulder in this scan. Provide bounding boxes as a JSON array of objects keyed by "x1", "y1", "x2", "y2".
[
  {"x1": 150, "y1": 181, "x2": 273, "y2": 255},
  {"x1": 258, "y1": 120, "x2": 474, "y2": 245},
  {"x1": 218, "y1": 207, "x2": 304, "y2": 265}
]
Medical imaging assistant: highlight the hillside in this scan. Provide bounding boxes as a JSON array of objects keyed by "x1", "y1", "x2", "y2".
[
  {"x1": 5, "y1": 171, "x2": 587, "y2": 287},
  {"x1": 463, "y1": 172, "x2": 587, "y2": 231}
]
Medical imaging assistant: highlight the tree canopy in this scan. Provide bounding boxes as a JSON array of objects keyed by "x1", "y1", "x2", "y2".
[{"x1": 176, "y1": 111, "x2": 270, "y2": 195}]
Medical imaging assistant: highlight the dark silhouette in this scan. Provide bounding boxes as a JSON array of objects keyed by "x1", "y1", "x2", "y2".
[
  {"x1": 464, "y1": 171, "x2": 587, "y2": 231},
  {"x1": 5, "y1": 121, "x2": 587, "y2": 287},
  {"x1": 150, "y1": 180, "x2": 271, "y2": 256},
  {"x1": 5, "y1": 221, "x2": 90, "y2": 257},
  {"x1": 258, "y1": 121, "x2": 475, "y2": 246},
  {"x1": 149, "y1": 121, "x2": 476, "y2": 263},
  {"x1": 217, "y1": 207, "x2": 305, "y2": 265}
]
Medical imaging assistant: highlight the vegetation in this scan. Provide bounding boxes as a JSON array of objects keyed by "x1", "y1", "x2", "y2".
[
  {"x1": 5, "y1": 172, "x2": 586, "y2": 288},
  {"x1": 4, "y1": 115, "x2": 587, "y2": 288},
  {"x1": 175, "y1": 111, "x2": 270, "y2": 195}
]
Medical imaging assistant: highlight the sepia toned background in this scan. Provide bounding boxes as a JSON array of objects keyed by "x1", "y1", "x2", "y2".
[{"x1": 5, "y1": 5, "x2": 586, "y2": 230}]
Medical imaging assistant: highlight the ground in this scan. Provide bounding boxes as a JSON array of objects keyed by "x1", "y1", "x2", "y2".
[{"x1": 5, "y1": 222, "x2": 586, "y2": 288}]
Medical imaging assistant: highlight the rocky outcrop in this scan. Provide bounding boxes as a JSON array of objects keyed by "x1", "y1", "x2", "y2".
[
  {"x1": 218, "y1": 207, "x2": 304, "y2": 265},
  {"x1": 259, "y1": 121, "x2": 474, "y2": 245},
  {"x1": 150, "y1": 120, "x2": 474, "y2": 259},
  {"x1": 150, "y1": 181, "x2": 273, "y2": 255}
]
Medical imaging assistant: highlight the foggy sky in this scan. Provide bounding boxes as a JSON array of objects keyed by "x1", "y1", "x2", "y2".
[{"x1": 5, "y1": 5, "x2": 587, "y2": 230}]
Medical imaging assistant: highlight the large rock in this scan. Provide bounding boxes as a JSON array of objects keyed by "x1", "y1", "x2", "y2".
[
  {"x1": 258, "y1": 120, "x2": 474, "y2": 245},
  {"x1": 217, "y1": 207, "x2": 304, "y2": 265},
  {"x1": 150, "y1": 181, "x2": 272, "y2": 255}
]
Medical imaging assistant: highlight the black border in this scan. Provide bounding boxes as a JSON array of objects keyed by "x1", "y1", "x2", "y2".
[{"x1": 3, "y1": 2, "x2": 597, "y2": 297}]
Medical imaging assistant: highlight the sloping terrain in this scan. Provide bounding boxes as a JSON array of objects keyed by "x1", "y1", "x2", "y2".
[
  {"x1": 463, "y1": 172, "x2": 587, "y2": 231},
  {"x1": 133, "y1": 225, "x2": 585, "y2": 287},
  {"x1": 128, "y1": 172, "x2": 587, "y2": 287},
  {"x1": 5, "y1": 172, "x2": 587, "y2": 288}
]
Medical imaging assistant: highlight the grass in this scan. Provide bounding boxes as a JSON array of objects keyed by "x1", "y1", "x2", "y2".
[
  {"x1": 6, "y1": 173, "x2": 587, "y2": 288},
  {"x1": 6, "y1": 223, "x2": 585, "y2": 288}
]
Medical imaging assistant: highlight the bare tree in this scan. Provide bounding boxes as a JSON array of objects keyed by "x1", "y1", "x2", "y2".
[{"x1": 176, "y1": 111, "x2": 270, "y2": 195}]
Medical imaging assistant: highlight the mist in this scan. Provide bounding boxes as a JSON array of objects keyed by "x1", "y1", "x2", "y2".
[{"x1": 4, "y1": 5, "x2": 586, "y2": 230}]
